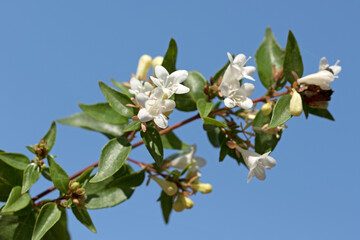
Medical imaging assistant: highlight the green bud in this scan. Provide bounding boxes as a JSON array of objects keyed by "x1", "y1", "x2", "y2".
[
  {"x1": 150, "y1": 176, "x2": 178, "y2": 196},
  {"x1": 290, "y1": 89, "x2": 303, "y2": 116},
  {"x1": 59, "y1": 201, "x2": 68, "y2": 208},
  {"x1": 192, "y1": 182, "x2": 212, "y2": 194},
  {"x1": 261, "y1": 102, "x2": 273, "y2": 116},
  {"x1": 70, "y1": 182, "x2": 80, "y2": 191},
  {"x1": 173, "y1": 196, "x2": 185, "y2": 212},
  {"x1": 72, "y1": 199, "x2": 80, "y2": 206},
  {"x1": 75, "y1": 188, "x2": 86, "y2": 196},
  {"x1": 136, "y1": 54, "x2": 152, "y2": 80}
]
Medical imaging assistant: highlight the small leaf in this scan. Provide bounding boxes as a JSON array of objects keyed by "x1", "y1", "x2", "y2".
[
  {"x1": 1, "y1": 186, "x2": 31, "y2": 214},
  {"x1": 48, "y1": 155, "x2": 69, "y2": 194},
  {"x1": 25, "y1": 146, "x2": 36, "y2": 154},
  {"x1": 71, "y1": 207, "x2": 97, "y2": 233},
  {"x1": 0, "y1": 160, "x2": 23, "y2": 202},
  {"x1": 43, "y1": 209, "x2": 70, "y2": 240},
  {"x1": 123, "y1": 120, "x2": 141, "y2": 133},
  {"x1": 108, "y1": 169, "x2": 145, "y2": 188},
  {"x1": 90, "y1": 137, "x2": 132, "y2": 183},
  {"x1": 111, "y1": 78, "x2": 133, "y2": 97},
  {"x1": 158, "y1": 191, "x2": 172, "y2": 224},
  {"x1": 79, "y1": 102, "x2": 128, "y2": 125},
  {"x1": 284, "y1": 30, "x2": 303, "y2": 84},
  {"x1": 41, "y1": 167, "x2": 52, "y2": 181},
  {"x1": 0, "y1": 212, "x2": 36, "y2": 240},
  {"x1": 203, "y1": 117, "x2": 227, "y2": 128},
  {"x1": 213, "y1": 60, "x2": 230, "y2": 83},
  {"x1": 303, "y1": 104, "x2": 335, "y2": 121},
  {"x1": 76, "y1": 167, "x2": 94, "y2": 185},
  {"x1": 206, "y1": 127, "x2": 221, "y2": 148},
  {"x1": 162, "y1": 38, "x2": 177, "y2": 73},
  {"x1": 219, "y1": 142, "x2": 228, "y2": 162},
  {"x1": 140, "y1": 126, "x2": 163, "y2": 166},
  {"x1": 21, "y1": 163, "x2": 41, "y2": 194},
  {"x1": 42, "y1": 121, "x2": 57, "y2": 153},
  {"x1": 0, "y1": 152, "x2": 30, "y2": 170},
  {"x1": 57, "y1": 112, "x2": 124, "y2": 138},
  {"x1": 255, "y1": 27, "x2": 285, "y2": 89},
  {"x1": 161, "y1": 131, "x2": 190, "y2": 150},
  {"x1": 268, "y1": 94, "x2": 292, "y2": 128},
  {"x1": 197, "y1": 99, "x2": 213, "y2": 119},
  {"x1": 32, "y1": 203, "x2": 61, "y2": 240},
  {"x1": 99, "y1": 81, "x2": 136, "y2": 118}
]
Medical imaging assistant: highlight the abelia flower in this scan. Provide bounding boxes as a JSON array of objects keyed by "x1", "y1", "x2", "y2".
[
  {"x1": 129, "y1": 77, "x2": 154, "y2": 95},
  {"x1": 220, "y1": 82, "x2": 255, "y2": 109},
  {"x1": 236, "y1": 146, "x2": 276, "y2": 183},
  {"x1": 222, "y1": 52, "x2": 256, "y2": 84},
  {"x1": 150, "y1": 66, "x2": 189, "y2": 98}
]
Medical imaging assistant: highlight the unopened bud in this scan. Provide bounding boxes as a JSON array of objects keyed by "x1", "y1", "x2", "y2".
[
  {"x1": 59, "y1": 201, "x2": 68, "y2": 208},
  {"x1": 261, "y1": 102, "x2": 272, "y2": 116},
  {"x1": 183, "y1": 196, "x2": 194, "y2": 209},
  {"x1": 72, "y1": 199, "x2": 80, "y2": 205},
  {"x1": 290, "y1": 89, "x2": 303, "y2": 116},
  {"x1": 136, "y1": 54, "x2": 152, "y2": 80},
  {"x1": 76, "y1": 188, "x2": 86, "y2": 196},
  {"x1": 152, "y1": 56, "x2": 163, "y2": 69},
  {"x1": 70, "y1": 182, "x2": 80, "y2": 191},
  {"x1": 191, "y1": 182, "x2": 212, "y2": 194},
  {"x1": 150, "y1": 176, "x2": 178, "y2": 196},
  {"x1": 173, "y1": 195, "x2": 185, "y2": 212}
]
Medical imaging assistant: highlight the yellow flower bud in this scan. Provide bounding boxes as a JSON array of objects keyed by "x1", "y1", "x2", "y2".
[
  {"x1": 152, "y1": 56, "x2": 164, "y2": 69},
  {"x1": 261, "y1": 102, "x2": 272, "y2": 116},
  {"x1": 183, "y1": 196, "x2": 194, "y2": 209},
  {"x1": 150, "y1": 176, "x2": 178, "y2": 196},
  {"x1": 290, "y1": 89, "x2": 303, "y2": 116},
  {"x1": 136, "y1": 54, "x2": 152, "y2": 80},
  {"x1": 191, "y1": 182, "x2": 212, "y2": 194}
]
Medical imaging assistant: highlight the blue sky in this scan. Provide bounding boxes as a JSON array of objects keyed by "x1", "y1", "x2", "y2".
[{"x1": 0, "y1": 0, "x2": 359, "y2": 239}]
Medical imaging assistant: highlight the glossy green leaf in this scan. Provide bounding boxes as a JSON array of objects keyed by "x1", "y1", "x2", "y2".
[
  {"x1": 0, "y1": 152, "x2": 29, "y2": 170},
  {"x1": 0, "y1": 160, "x2": 23, "y2": 202},
  {"x1": 0, "y1": 212, "x2": 36, "y2": 240},
  {"x1": 76, "y1": 167, "x2": 94, "y2": 185},
  {"x1": 174, "y1": 71, "x2": 207, "y2": 111},
  {"x1": 219, "y1": 142, "x2": 228, "y2": 162},
  {"x1": 197, "y1": 99, "x2": 213, "y2": 119},
  {"x1": 72, "y1": 207, "x2": 97, "y2": 233},
  {"x1": 32, "y1": 203, "x2": 61, "y2": 240},
  {"x1": 123, "y1": 120, "x2": 141, "y2": 133},
  {"x1": 99, "y1": 81, "x2": 136, "y2": 118},
  {"x1": 1, "y1": 186, "x2": 31, "y2": 214},
  {"x1": 253, "y1": 111, "x2": 282, "y2": 154},
  {"x1": 108, "y1": 169, "x2": 145, "y2": 188},
  {"x1": 26, "y1": 146, "x2": 35, "y2": 154},
  {"x1": 47, "y1": 155, "x2": 69, "y2": 194},
  {"x1": 85, "y1": 164, "x2": 135, "y2": 209},
  {"x1": 111, "y1": 78, "x2": 133, "y2": 97},
  {"x1": 268, "y1": 94, "x2": 292, "y2": 128},
  {"x1": 21, "y1": 163, "x2": 41, "y2": 194},
  {"x1": 42, "y1": 122, "x2": 57, "y2": 153},
  {"x1": 140, "y1": 126, "x2": 163, "y2": 166},
  {"x1": 79, "y1": 102, "x2": 128, "y2": 125},
  {"x1": 43, "y1": 209, "x2": 70, "y2": 240},
  {"x1": 161, "y1": 131, "x2": 189, "y2": 150},
  {"x1": 41, "y1": 167, "x2": 52, "y2": 181},
  {"x1": 57, "y1": 112, "x2": 124, "y2": 138},
  {"x1": 213, "y1": 60, "x2": 230, "y2": 83},
  {"x1": 303, "y1": 103, "x2": 335, "y2": 121},
  {"x1": 90, "y1": 137, "x2": 132, "y2": 183},
  {"x1": 255, "y1": 27, "x2": 285, "y2": 89},
  {"x1": 206, "y1": 127, "x2": 221, "y2": 148},
  {"x1": 158, "y1": 191, "x2": 172, "y2": 224},
  {"x1": 203, "y1": 117, "x2": 227, "y2": 128},
  {"x1": 162, "y1": 38, "x2": 177, "y2": 73},
  {"x1": 284, "y1": 31, "x2": 303, "y2": 84}
]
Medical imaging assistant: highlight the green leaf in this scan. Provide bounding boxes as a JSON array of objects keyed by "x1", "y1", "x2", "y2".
[
  {"x1": 79, "y1": 102, "x2": 128, "y2": 125},
  {"x1": 85, "y1": 164, "x2": 135, "y2": 209},
  {"x1": 206, "y1": 127, "x2": 221, "y2": 148},
  {"x1": 21, "y1": 163, "x2": 41, "y2": 194},
  {"x1": 123, "y1": 120, "x2": 141, "y2": 133},
  {"x1": 1, "y1": 186, "x2": 31, "y2": 214},
  {"x1": 0, "y1": 160, "x2": 23, "y2": 202},
  {"x1": 174, "y1": 71, "x2": 207, "y2": 111},
  {"x1": 42, "y1": 122, "x2": 57, "y2": 153},
  {"x1": 253, "y1": 111, "x2": 282, "y2": 154},
  {"x1": 43, "y1": 209, "x2": 70, "y2": 240},
  {"x1": 108, "y1": 169, "x2": 145, "y2": 188},
  {"x1": 161, "y1": 131, "x2": 190, "y2": 150},
  {"x1": 203, "y1": 117, "x2": 227, "y2": 128},
  {"x1": 25, "y1": 146, "x2": 36, "y2": 154},
  {"x1": 57, "y1": 112, "x2": 124, "y2": 138},
  {"x1": 197, "y1": 99, "x2": 213, "y2": 119},
  {"x1": 90, "y1": 137, "x2": 132, "y2": 183},
  {"x1": 219, "y1": 142, "x2": 228, "y2": 162},
  {"x1": 71, "y1": 207, "x2": 97, "y2": 233},
  {"x1": 111, "y1": 78, "x2": 133, "y2": 97},
  {"x1": 284, "y1": 30, "x2": 303, "y2": 84},
  {"x1": 158, "y1": 191, "x2": 172, "y2": 224},
  {"x1": 41, "y1": 167, "x2": 52, "y2": 181},
  {"x1": 76, "y1": 167, "x2": 94, "y2": 185},
  {"x1": 0, "y1": 212, "x2": 36, "y2": 240},
  {"x1": 99, "y1": 81, "x2": 136, "y2": 118},
  {"x1": 255, "y1": 27, "x2": 285, "y2": 89},
  {"x1": 0, "y1": 152, "x2": 30, "y2": 170},
  {"x1": 307, "y1": 106, "x2": 334, "y2": 121},
  {"x1": 162, "y1": 38, "x2": 177, "y2": 73},
  {"x1": 268, "y1": 94, "x2": 292, "y2": 128},
  {"x1": 32, "y1": 203, "x2": 61, "y2": 240},
  {"x1": 47, "y1": 155, "x2": 69, "y2": 194},
  {"x1": 213, "y1": 60, "x2": 230, "y2": 83},
  {"x1": 140, "y1": 126, "x2": 163, "y2": 166}
]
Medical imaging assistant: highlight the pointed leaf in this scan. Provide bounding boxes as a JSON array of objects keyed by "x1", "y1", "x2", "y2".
[
  {"x1": 22, "y1": 163, "x2": 41, "y2": 194},
  {"x1": 0, "y1": 152, "x2": 30, "y2": 170},
  {"x1": 197, "y1": 99, "x2": 213, "y2": 119},
  {"x1": 268, "y1": 94, "x2": 292, "y2": 128},
  {"x1": 76, "y1": 167, "x2": 94, "y2": 185},
  {"x1": 79, "y1": 102, "x2": 128, "y2": 125},
  {"x1": 0, "y1": 160, "x2": 23, "y2": 202},
  {"x1": 0, "y1": 212, "x2": 36, "y2": 240},
  {"x1": 71, "y1": 207, "x2": 97, "y2": 233},
  {"x1": 203, "y1": 117, "x2": 227, "y2": 128},
  {"x1": 90, "y1": 137, "x2": 132, "y2": 183},
  {"x1": 206, "y1": 127, "x2": 221, "y2": 148},
  {"x1": 108, "y1": 169, "x2": 145, "y2": 188},
  {"x1": 43, "y1": 209, "x2": 70, "y2": 240},
  {"x1": 284, "y1": 30, "x2": 303, "y2": 84},
  {"x1": 140, "y1": 126, "x2": 163, "y2": 166},
  {"x1": 41, "y1": 167, "x2": 52, "y2": 181},
  {"x1": 1, "y1": 186, "x2": 31, "y2": 214},
  {"x1": 32, "y1": 203, "x2": 61, "y2": 240},
  {"x1": 158, "y1": 191, "x2": 172, "y2": 224},
  {"x1": 26, "y1": 146, "x2": 36, "y2": 154},
  {"x1": 123, "y1": 120, "x2": 141, "y2": 133},
  {"x1": 111, "y1": 78, "x2": 133, "y2": 97},
  {"x1": 162, "y1": 38, "x2": 177, "y2": 73},
  {"x1": 48, "y1": 155, "x2": 69, "y2": 194},
  {"x1": 42, "y1": 122, "x2": 56, "y2": 153},
  {"x1": 161, "y1": 131, "x2": 189, "y2": 150}
]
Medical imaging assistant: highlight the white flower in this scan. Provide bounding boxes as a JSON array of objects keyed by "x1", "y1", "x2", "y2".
[
  {"x1": 297, "y1": 57, "x2": 341, "y2": 90},
  {"x1": 168, "y1": 145, "x2": 206, "y2": 176},
  {"x1": 220, "y1": 82, "x2": 255, "y2": 109},
  {"x1": 150, "y1": 66, "x2": 190, "y2": 98},
  {"x1": 137, "y1": 88, "x2": 175, "y2": 129},
  {"x1": 222, "y1": 52, "x2": 256, "y2": 84},
  {"x1": 129, "y1": 77, "x2": 154, "y2": 95},
  {"x1": 236, "y1": 146, "x2": 276, "y2": 183}
]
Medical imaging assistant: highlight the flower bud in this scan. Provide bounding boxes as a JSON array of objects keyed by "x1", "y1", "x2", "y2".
[
  {"x1": 191, "y1": 182, "x2": 212, "y2": 194},
  {"x1": 72, "y1": 199, "x2": 80, "y2": 206},
  {"x1": 75, "y1": 188, "x2": 86, "y2": 196},
  {"x1": 290, "y1": 89, "x2": 303, "y2": 116},
  {"x1": 152, "y1": 56, "x2": 164, "y2": 69},
  {"x1": 70, "y1": 182, "x2": 80, "y2": 191},
  {"x1": 150, "y1": 176, "x2": 178, "y2": 196},
  {"x1": 183, "y1": 196, "x2": 194, "y2": 209},
  {"x1": 59, "y1": 201, "x2": 68, "y2": 208},
  {"x1": 136, "y1": 54, "x2": 152, "y2": 80},
  {"x1": 173, "y1": 195, "x2": 185, "y2": 212},
  {"x1": 261, "y1": 102, "x2": 272, "y2": 116}
]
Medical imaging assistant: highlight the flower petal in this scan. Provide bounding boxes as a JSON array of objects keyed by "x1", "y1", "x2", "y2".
[
  {"x1": 130, "y1": 77, "x2": 141, "y2": 91},
  {"x1": 319, "y1": 57, "x2": 329, "y2": 71},
  {"x1": 138, "y1": 108, "x2": 153, "y2": 123},
  {"x1": 238, "y1": 97, "x2": 253, "y2": 110},
  {"x1": 330, "y1": 64, "x2": 341, "y2": 76},
  {"x1": 154, "y1": 65, "x2": 169, "y2": 81},
  {"x1": 169, "y1": 70, "x2": 188, "y2": 84},
  {"x1": 252, "y1": 165, "x2": 266, "y2": 181},
  {"x1": 224, "y1": 97, "x2": 236, "y2": 108},
  {"x1": 233, "y1": 54, "x2": 246, "y2": 65},
  {"x1": 227, "y1": 52, "x2": 234, "y2": 63},
  {"x1": 162, "y1": 99, "x2": 176, "y2": 112},
  {"x1": 241, "y1": 83, "x2": 255, "y2": 97},
  {"x1": 297, "y1": 71, "x2": 334, "y2": 90},
  {"x1": 193, "y1": 156, "x2": 206, "y2": 168},
  {"x1": 174, "y1": 84, "x2": 190, "y2": 94},
  {"x1": 154, "y1": 114, "x2": 168, "y2": 129},
  {"x1": 135, "y1": 93, "x2": 149, "y2": 108},
  {"x1": 150, "y1": 76, "x2": 164, "y2": 88}
]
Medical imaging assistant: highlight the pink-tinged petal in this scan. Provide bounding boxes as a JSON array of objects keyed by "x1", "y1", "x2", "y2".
[
  {"x1": 319, "y1": 57, "x2": 329, "y2": 71},
  {"x1": 241, "y1": 83, "x2": 255, "y2": 97},
  {"x1": 154, "y1": 114, "x2": 168, "y2": 129},
  {"x1": 138, "y1": 108, "x2": 153, "y2": 123},
  {"x1": 169, "y1": 70, "x2": 188, "y2": 84},
  {"x1": 175, "y1": 84, "x2": 190, "y2": 94},
  {"x1": 135, "y1": 93, "x2": 149, "y2": 108},
  {"x1": 238, "y1": 97, "x2": 253, "y2": 110},
  {"x1": 150, "y1": 76, "x2": 164, "y2": 88},
  {"x1": 154, "y1": 65, "x2": 169, "y2": 80},
  {"x1": 224, "y1": 98, "x2": 236, "y2": 108},
  {"x1": 162, "y1": 99, "x2": 176, "y2": 112}
]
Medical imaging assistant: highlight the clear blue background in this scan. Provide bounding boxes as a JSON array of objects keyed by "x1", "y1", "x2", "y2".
[{"x1": 0, "y1": 0, "x2": 359, "y2": 239}]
